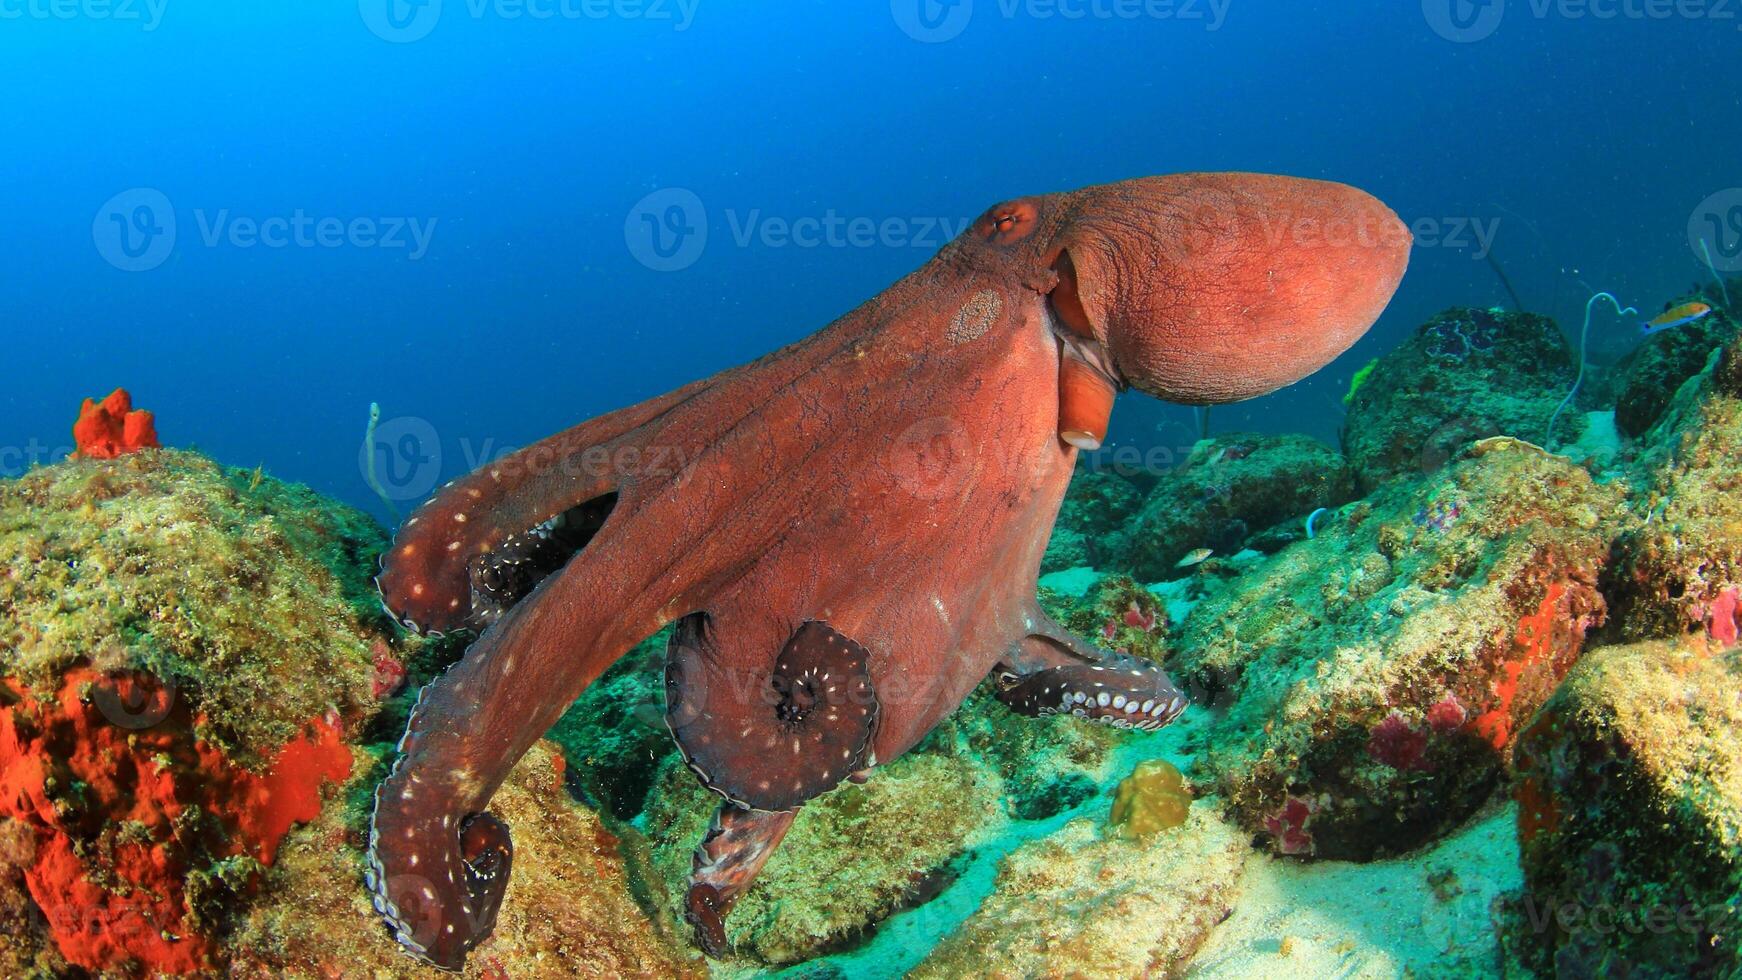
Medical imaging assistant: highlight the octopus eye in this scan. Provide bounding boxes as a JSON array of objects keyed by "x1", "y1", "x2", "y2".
[{"x1": 981, "y1": 200, "x2": 1038, "y2": 245}]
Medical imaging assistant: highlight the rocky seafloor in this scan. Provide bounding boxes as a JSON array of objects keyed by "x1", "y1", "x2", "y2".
[{"x1": 3, "y1": 287, "x2": 1740, "y2": 979}]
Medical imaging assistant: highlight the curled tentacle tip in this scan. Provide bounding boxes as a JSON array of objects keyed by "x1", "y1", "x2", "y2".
[{"x1": 367, "y1": 805, "x2": 514, "y2": 972}]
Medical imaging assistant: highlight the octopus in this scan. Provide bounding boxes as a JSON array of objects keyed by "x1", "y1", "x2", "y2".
[{"x1": 365, "y1": 172, "x2": 1411, "y2": 968}]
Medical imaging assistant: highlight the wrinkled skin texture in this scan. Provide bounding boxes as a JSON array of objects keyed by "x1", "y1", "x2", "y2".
[{"x1": 365, "y1": 173, "x2": 1410, "y2": 968}]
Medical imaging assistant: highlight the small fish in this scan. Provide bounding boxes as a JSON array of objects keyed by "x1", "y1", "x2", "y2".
[
  {"x1": 1175, "y1": 548, "x2": 1214, "y2": 568},
  {"x1": 631, "y1": 703, "x2": 666, "y2": 730},
  {"x1": 1641, "y1": 302, "x2": 1712, "y2": 335}
]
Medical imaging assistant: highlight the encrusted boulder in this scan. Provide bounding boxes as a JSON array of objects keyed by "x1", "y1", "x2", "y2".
[
  {"x1": 1608, "y1": 296, "x2": 1737, "y2": 436},
  {"x1": 912, "y1": 803, "x2": 1249, "y2": 979},
  {"x1": 1604, "y1": 339, "x2": 1742, "y2": 646},
  {"x1": 1105, "y1": 434, "x2": 1354, "y2": 581},
  {"x1": 1342, "y1": 307, "x2": 1580, "y2": 491},
  {"x1": 1042, "y1": 468, "x2": 1143, "y2": 574},
  {"x1": 1172, "y1": 439, "x2": 1621, "y2": 860},
  {"x1": 0, "y1": 450, "x2": 698, "y2": 977},
  {"x1": 0, "y1": 451, "x2": 395, "y2": 974},
  {"x1": 1504, "y1": 640, "x2": 1742, "y2": 977},
  {"x1": 640, "y1": 747, "x2": 1005, "y2": 966},
  {"x1": 229, "y1": 740, "x2": 699, "y2": 978}
]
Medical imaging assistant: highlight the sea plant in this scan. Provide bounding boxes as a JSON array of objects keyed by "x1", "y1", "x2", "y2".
[{"x1": 1546, "y1": 291, "x2": 1637, "y2": 446}]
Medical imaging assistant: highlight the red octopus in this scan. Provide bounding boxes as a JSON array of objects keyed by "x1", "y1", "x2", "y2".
[{"x1": 365, "y1": 173, "x2": 1410, "y2": 967}]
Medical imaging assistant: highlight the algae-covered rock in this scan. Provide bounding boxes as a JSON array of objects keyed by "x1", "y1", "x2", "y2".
[
  {"x1": 1505, "y1": 640, "x2": 1742, "y2": 977},
  {"x1": 1342, "y1": 307, "x2": 1580, "y2": 491},
  {"x1": 547, "y1": 632, "x2": 676, "y2": 820},
  {"x1": 1042, "y1": 468, "x2": 1143, "y2": 574},
  {"x1": 0, "y1": 450, "x2": 405, "y2": 975},
  {"x1": 1174, "y1": 440, "x2": 1620, "y2": 860},
  {"x1": 1609, "y1": 296, "x2": 1737, "y2": 436},
  {"x1": 641, "y1": 746, "x2": 1006, "y2": 965},
  {"x1": 228, "y1": 740, "x2": 700, "y2": 979},
  {"x1": 0, "y1": 449, "x2": 396, "y2": 758},
  {"x1": 912, "y1": 802, "x2": 1249, "y2": 979},
  {"x1": 1106, "y1": 434, "x2": 1354, "y2": 581},
  {"x1": 1049, "y1": 572, "x2": 1170, "y2": 666},
  {"x1": 1604, "y1": 339, "x2": 1742, "y2": 646}
]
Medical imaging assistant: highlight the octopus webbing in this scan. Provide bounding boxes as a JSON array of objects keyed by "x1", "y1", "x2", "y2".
[{"x1": 365, "y1": 172, "x2": 1411, "y2": 968}]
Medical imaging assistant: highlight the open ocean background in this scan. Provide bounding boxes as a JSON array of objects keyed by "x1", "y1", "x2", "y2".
[{"x1": 4, "y1": 0, "x2": 1738, "y2": 517}]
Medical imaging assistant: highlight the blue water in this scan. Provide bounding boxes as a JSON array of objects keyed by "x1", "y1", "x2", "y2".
[{"x1": 4, "y1": 1, "x2": 1737, "y2": 518}]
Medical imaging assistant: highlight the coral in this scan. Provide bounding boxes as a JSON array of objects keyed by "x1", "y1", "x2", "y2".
[
  {"x1": 1107, "y1": 759, "x2": 1192, "y2": 838},
  {"x1": 1262, "y1": 795, "x2": 1321, "y2": 856},
  {"x1": 1054, "y1": 573, "x2": 1170, "y2": 665},
  {"x1": 0, "y1": 450, "x2": 402, "y2": 757},
  {"x1": 911, "y1": 805, "x2": 1249, "y2": 979},
  {"x1": 72, "y1": 388, "x2": 159, "y2": 459},
  {"x1": 1343, "y1": 357, "x2": 1378, "y2": 407},
  {"x1": 1342, "y1": 307, "x2": 1581, "y2": 492},
  {"x1": 1105, "y1": 433, "x2": 1355, "y2": 580},
  {"x1": 1367, "y1": 711, "x2": 1431, "y2": 772},
  {"x1": 1173, "y1": 440, "x2": 1619, "y2": 859},
  {"x1": 1545, "y1": 292, "x2": 1636, "y2": 446},
  {"x1": 1505, "y1": 640, "x2": 1742, "y2": 976}
]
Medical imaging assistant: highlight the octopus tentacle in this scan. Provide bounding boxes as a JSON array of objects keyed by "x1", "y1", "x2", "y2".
[
  {"x1": 993, "y1": 611, "x2": 1189, "y2": 731},
  {"x1": 376, "y1": 379, "x2": 711, "y2": 635},
  {"x1": 665, "y1": 614, "x2": 879, "y2": 812},
  {"x1": 685, "y1": 805, "x2": 797, "y2": 956},
  {"x1": 368, "y1": 509, "x2": 680, "y2": 970},
  {"x1": 994, "y1": 657, "x2": 1188, "y2": 731}
]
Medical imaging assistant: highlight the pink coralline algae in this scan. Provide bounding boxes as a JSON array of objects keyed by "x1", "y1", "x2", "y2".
[
  {"x1": 1123, "y1": 600, "x2": 1159, "y2": 632},
  {"x1": 1263, "y1": 795, "x2": 1320, "y2": 856},
  {"x1": 370, "y1": 640, "x2": 407, "y2": 699},
  {"x1": 1367, "y1": 710, "x2": 1433, "y2": 772},
  {"x1": 1426, "y1": 693, "x2": 1468, "y2": 733}
]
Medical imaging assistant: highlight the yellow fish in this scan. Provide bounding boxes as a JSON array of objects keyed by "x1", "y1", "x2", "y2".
[{"x1": 1641, "y1": 302, "x2": 1711, "y2": 335}]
